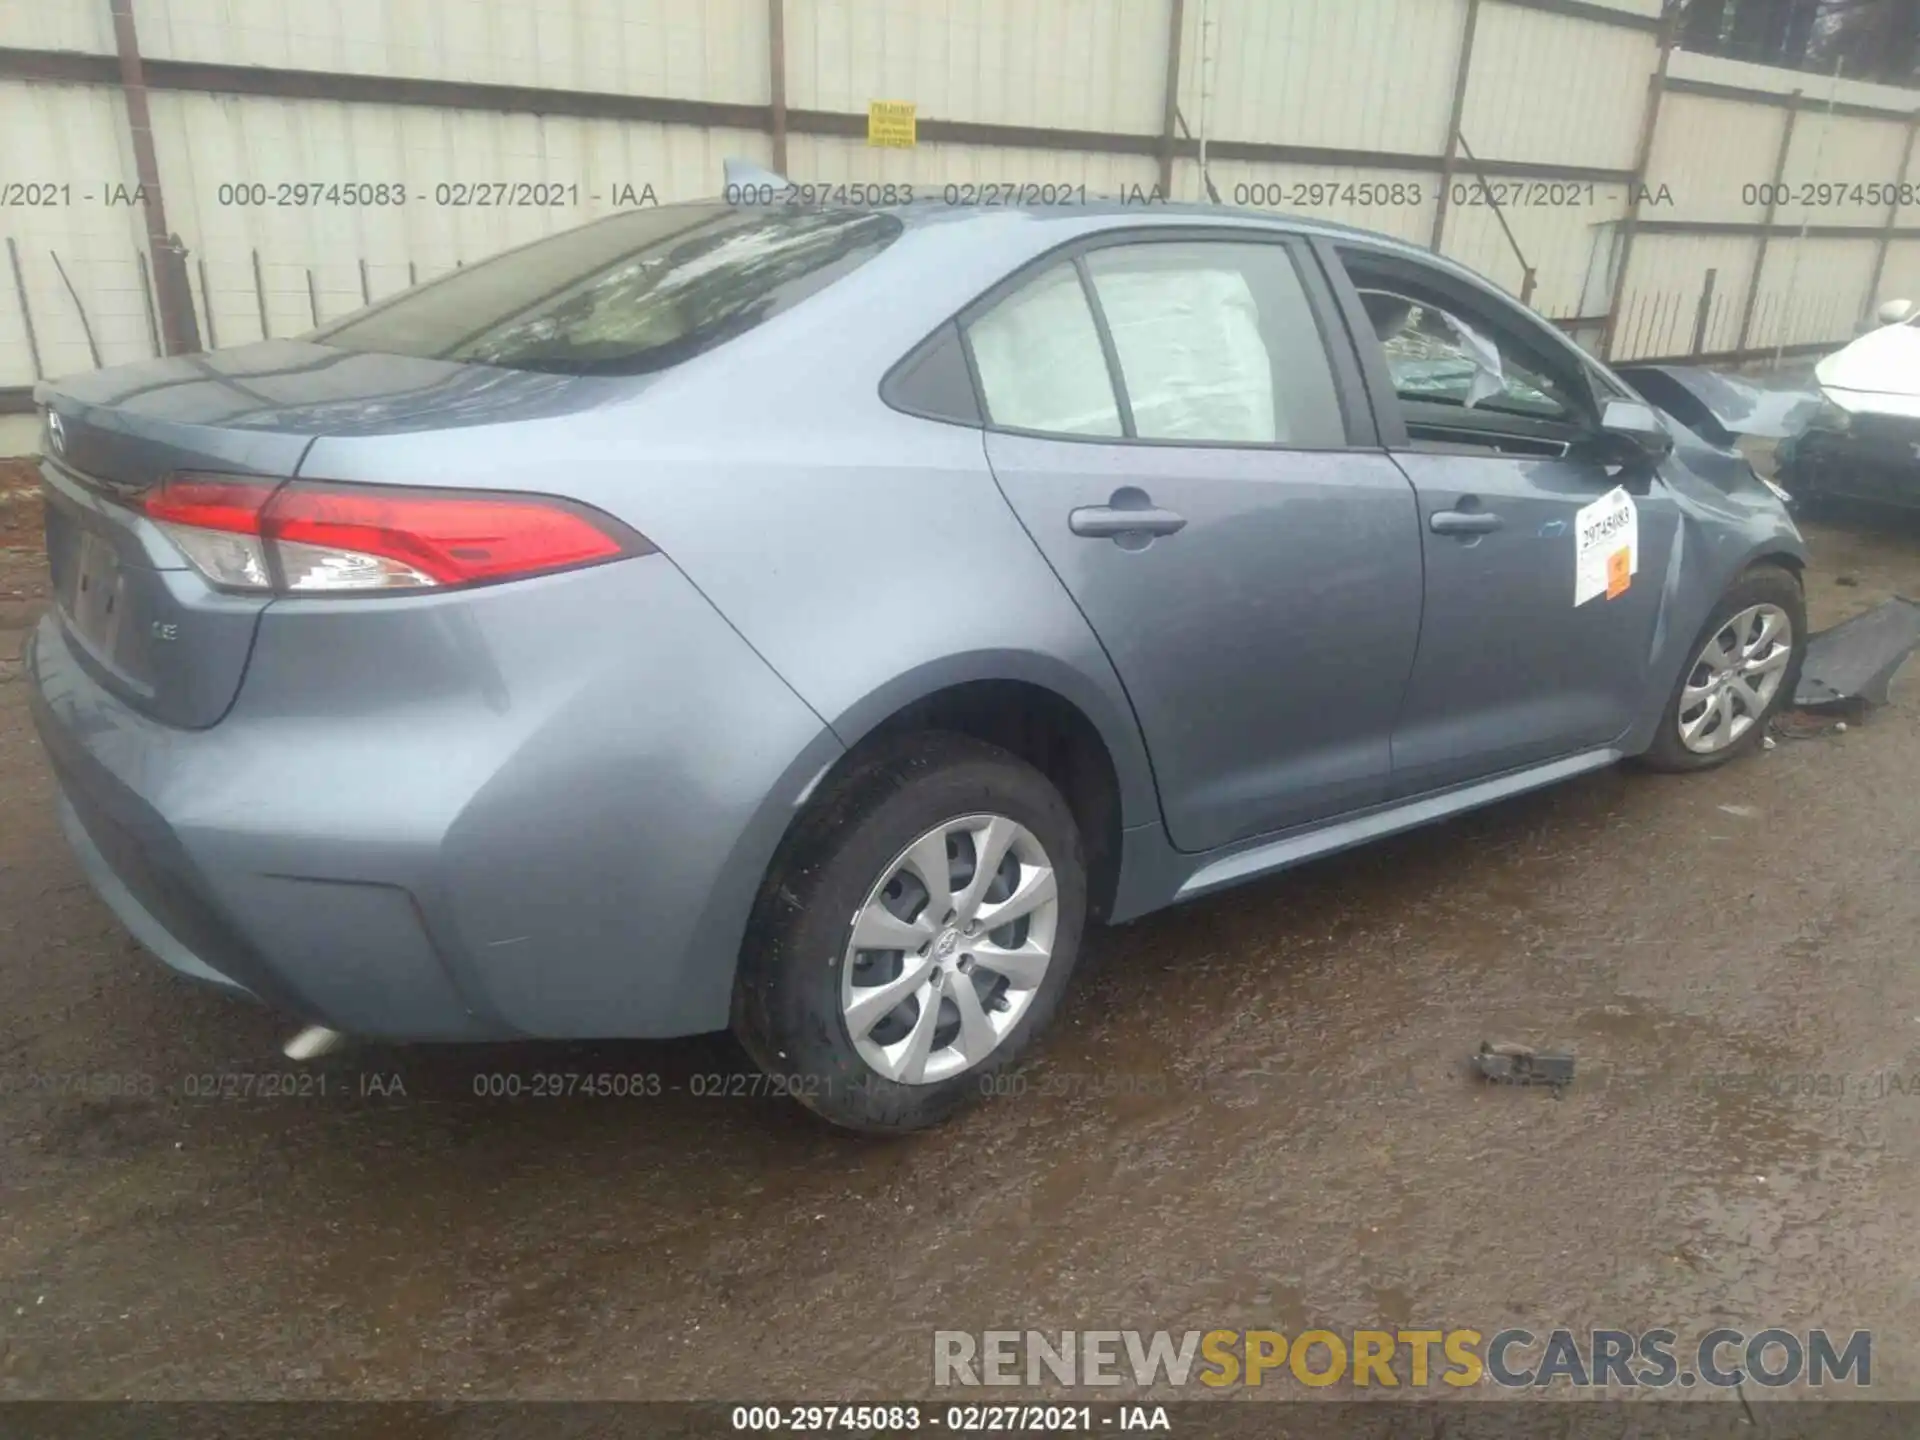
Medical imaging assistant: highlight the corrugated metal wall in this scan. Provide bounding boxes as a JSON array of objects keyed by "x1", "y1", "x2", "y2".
[
  {"x1": 0, "y1": 78, "x2": 147, "y2": 381},
  {"x1": 1610, "y1": 47, "x2": 1920, "y2": 361},
  {"x1": 1179, "y1": 0, "x2": 1465, "y2": 155},
  {"x1": 139, "y1": 0, "x2": 774, "y2": 98},
  {"x1": 2, "y1": 0, "x2": 1917, "y2": 395},
  {"x1": 788, "y1": 0, "x2": 1168, "y2": 134},
  {"x1": 0, "y1": 0, "x2": 112, "y2": 51},
  {"x1": 1460, "y1": 2, "x2": 1654, "y2": 170}
]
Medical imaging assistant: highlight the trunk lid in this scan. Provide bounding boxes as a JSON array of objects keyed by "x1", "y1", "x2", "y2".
[{"x1": 37, "y1": 339, "x2": 616, "y2": 728}]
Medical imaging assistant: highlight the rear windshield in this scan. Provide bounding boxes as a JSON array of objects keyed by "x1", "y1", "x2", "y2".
[{"x1": 310, "y1": 203, "x2": 903, "y2": 376}]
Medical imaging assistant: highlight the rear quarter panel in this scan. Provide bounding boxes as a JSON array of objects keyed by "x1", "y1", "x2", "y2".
[{"x1": 296, "y1": 212, "x2": 1166, "y2": 830}]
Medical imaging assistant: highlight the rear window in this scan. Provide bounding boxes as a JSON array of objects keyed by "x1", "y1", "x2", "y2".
[{"x1": 309, "y1": 203, "x2": 903, "y2": 376}]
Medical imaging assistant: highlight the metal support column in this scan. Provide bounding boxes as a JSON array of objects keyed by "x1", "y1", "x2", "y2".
[
  {"x1": 1430, "y1": 0, "x2": 1482, "y2": 252},
  {"x1": 1600, "y1": 5, "x2": 1679, "y2": 360},
  {"x1": 108, "y1": 0, "x2": 200, "y2": 354},
  {"x1": 1691, "y1": 267, "x2": 1718, "y2": 354},
  {"x1": 1157, "y1": 0, "x2": 1188, "y2": 199},
  {"x1": 768, "y1": 0, "x2": 789, "y2": 175},
  {"x1": 1735, "y1": 93, "x2": 1802, "y2": 355},
  {"x1": 1866, "y1": 110, "x2": 1920, "y2": 318}
]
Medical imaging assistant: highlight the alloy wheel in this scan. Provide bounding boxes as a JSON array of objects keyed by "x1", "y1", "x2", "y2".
[
  {"x1": 1678, "y1": 603, "x2": 1794, "y2": 754},
  {"x1": 840, "y1": 813, "x2": 1060, "y2": 1085}
]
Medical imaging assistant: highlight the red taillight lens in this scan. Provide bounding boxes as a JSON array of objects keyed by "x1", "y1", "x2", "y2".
[
  {"x1": 143, "y1": 475, "x2": 278, "y2": 592},
  {"x1": 142, "y1": 475, "x2": 649, "y2": 595},
  {"x1": 264, "y1": 485, "x2": 631, "y2": 588},
  {"x1": 143, "y1": 476, "x2": 279, "y2": 532}
]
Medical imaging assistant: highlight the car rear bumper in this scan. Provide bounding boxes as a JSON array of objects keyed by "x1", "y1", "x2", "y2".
[{"x1": 27, "y1": 554, "x2": 843, "y2": 1041}]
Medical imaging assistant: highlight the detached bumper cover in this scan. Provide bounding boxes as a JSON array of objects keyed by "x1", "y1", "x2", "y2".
[{"x1": 1794, "y1": 597, "x2": 1920, "y2": 709}]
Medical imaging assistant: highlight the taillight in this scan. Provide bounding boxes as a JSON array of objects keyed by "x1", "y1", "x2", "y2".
[
  {"x1": 141, "y1": 475, "x2": 652, "y2": 595},
  {"x1": 144, "y1": 476, "x2": 278, "y2": 592}
]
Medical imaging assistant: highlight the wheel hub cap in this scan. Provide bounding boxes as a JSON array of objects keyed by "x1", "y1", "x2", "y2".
[{"x1": 840, "y1": 813, "x2": 1060, "y2": 1086}]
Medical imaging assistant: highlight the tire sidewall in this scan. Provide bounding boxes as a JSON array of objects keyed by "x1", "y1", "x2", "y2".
[{"x1": 741, "y1": 740, "x2": 1087, "y2": 1132}]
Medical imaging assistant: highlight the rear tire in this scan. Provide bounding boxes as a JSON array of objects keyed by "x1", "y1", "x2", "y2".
[
  {"x1": 1637, "y1": 564, "x2": 1806, "y2": 773},
  {"x1": 732, "y1": 731, "x2": 1087, "y2": 1133}
]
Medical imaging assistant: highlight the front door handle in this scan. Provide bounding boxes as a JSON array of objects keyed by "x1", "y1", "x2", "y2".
[
  {"x1": 1430, "y1": 509, "x2": 1504, "y2": 536},
  {"x1": 1070, "y1": 488, "x2": 1188, "y2": 541}
]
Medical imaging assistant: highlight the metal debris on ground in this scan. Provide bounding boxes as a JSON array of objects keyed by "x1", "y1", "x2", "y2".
[{"x1": 1472, "y1": 1041, "x2": 1575, "y2": 1091}]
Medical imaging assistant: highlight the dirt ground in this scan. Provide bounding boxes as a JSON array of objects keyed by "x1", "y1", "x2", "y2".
[{"x1": 6, "y1": 455, "x2": 1920, "y2": 1403}]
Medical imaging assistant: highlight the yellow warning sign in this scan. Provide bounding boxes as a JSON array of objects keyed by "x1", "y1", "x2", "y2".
[{"x1": 868, "y1": 100, "x2": 917, "y2": 148}]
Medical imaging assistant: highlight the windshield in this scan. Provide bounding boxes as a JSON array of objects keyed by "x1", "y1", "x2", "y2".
[{"x1": 310, "y1": 203, "x2": 903, "y2": 375}]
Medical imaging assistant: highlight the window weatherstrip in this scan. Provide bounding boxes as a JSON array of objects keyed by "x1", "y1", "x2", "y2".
[{"x1": 1072, "y1": 254, "x2": 1137, "y2": 440}]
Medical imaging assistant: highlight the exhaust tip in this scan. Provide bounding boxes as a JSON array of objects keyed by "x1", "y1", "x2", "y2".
[{"x1": 283, "y1": 1025, "x2": 345, "y2": 1061}]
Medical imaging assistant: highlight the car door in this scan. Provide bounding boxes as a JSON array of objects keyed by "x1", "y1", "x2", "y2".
[
  {"x1": 969, "y1": 231, "x2": 1425, "y2": 854},
  {"x1": 1319, "y1": 241, "x2": 1681, "y2": 797}
]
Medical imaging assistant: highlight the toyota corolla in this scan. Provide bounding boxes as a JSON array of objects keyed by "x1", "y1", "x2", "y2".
[{"x1": 27, "y1": 196, "x2": 1807, "y2": 1131}]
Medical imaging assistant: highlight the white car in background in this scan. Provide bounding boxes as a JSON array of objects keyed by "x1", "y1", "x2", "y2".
[{"x1": 1779, "y1": 299, "x2": 1920, "y2": 511}]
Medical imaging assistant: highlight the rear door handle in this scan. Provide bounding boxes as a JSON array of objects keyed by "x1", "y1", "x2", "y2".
[
  {"x1": 1069, "y1": 502, "x2": 1188, "y2": 540},
  {"x1": 1430, "y1": 509, "x2": 1504, "y2": 535}
]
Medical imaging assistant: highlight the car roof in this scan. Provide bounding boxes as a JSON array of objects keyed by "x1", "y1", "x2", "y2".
[
  {"x1": 710, "y1": 159, "x2": 1478, "y2": 281},
  {"x1": 881, "y1": 195, "x2": 1391, "y2": 242},
  {"x1": 867, "y1": 196, "x2": 1519, "y2": 302}
]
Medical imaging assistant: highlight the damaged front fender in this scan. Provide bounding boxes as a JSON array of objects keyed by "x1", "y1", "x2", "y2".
[{"x1": 1615, "y1": 364, "x2": 1824, "y2": 448}]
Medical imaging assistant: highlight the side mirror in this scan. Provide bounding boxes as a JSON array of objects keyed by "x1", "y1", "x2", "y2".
[
  {"x1": 1877, "y1": 298, "x2": 1915, "y2": 325},
  {"x1": 1598, "y1": 398, "x2": 1673, "y2": 462}
]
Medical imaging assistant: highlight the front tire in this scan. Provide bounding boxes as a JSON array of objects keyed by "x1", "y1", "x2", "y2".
[
  {"x1": 1637, "y1": 564, "x2": 1806, "y2": 773},
  {"x1": 733, "y1": 732, "x2": 1087, "y2": 1133}
]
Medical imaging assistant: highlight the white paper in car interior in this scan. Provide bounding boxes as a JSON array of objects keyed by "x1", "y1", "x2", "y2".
[
  {"x1": 1438, "y1": 309, "x2": 1507, "y2": 409},
  {"x1": 1573, "y1": 485, "x2": 1638, "y2": 606},
  {"x1": 1094, "y1": 267, "x2": 1277, "y2": 442},
  {"x1": 968, "y1": 265, "x2": 1124, "y2": 436}
]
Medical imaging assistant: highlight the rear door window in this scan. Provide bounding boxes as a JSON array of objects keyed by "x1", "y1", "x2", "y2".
[
  {"x1": 1081, "y1": 241, "x2": 1346, "y2": 447},
  {"x1": 310, "y1": 204, "x2": 902, "y2": 376}
]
